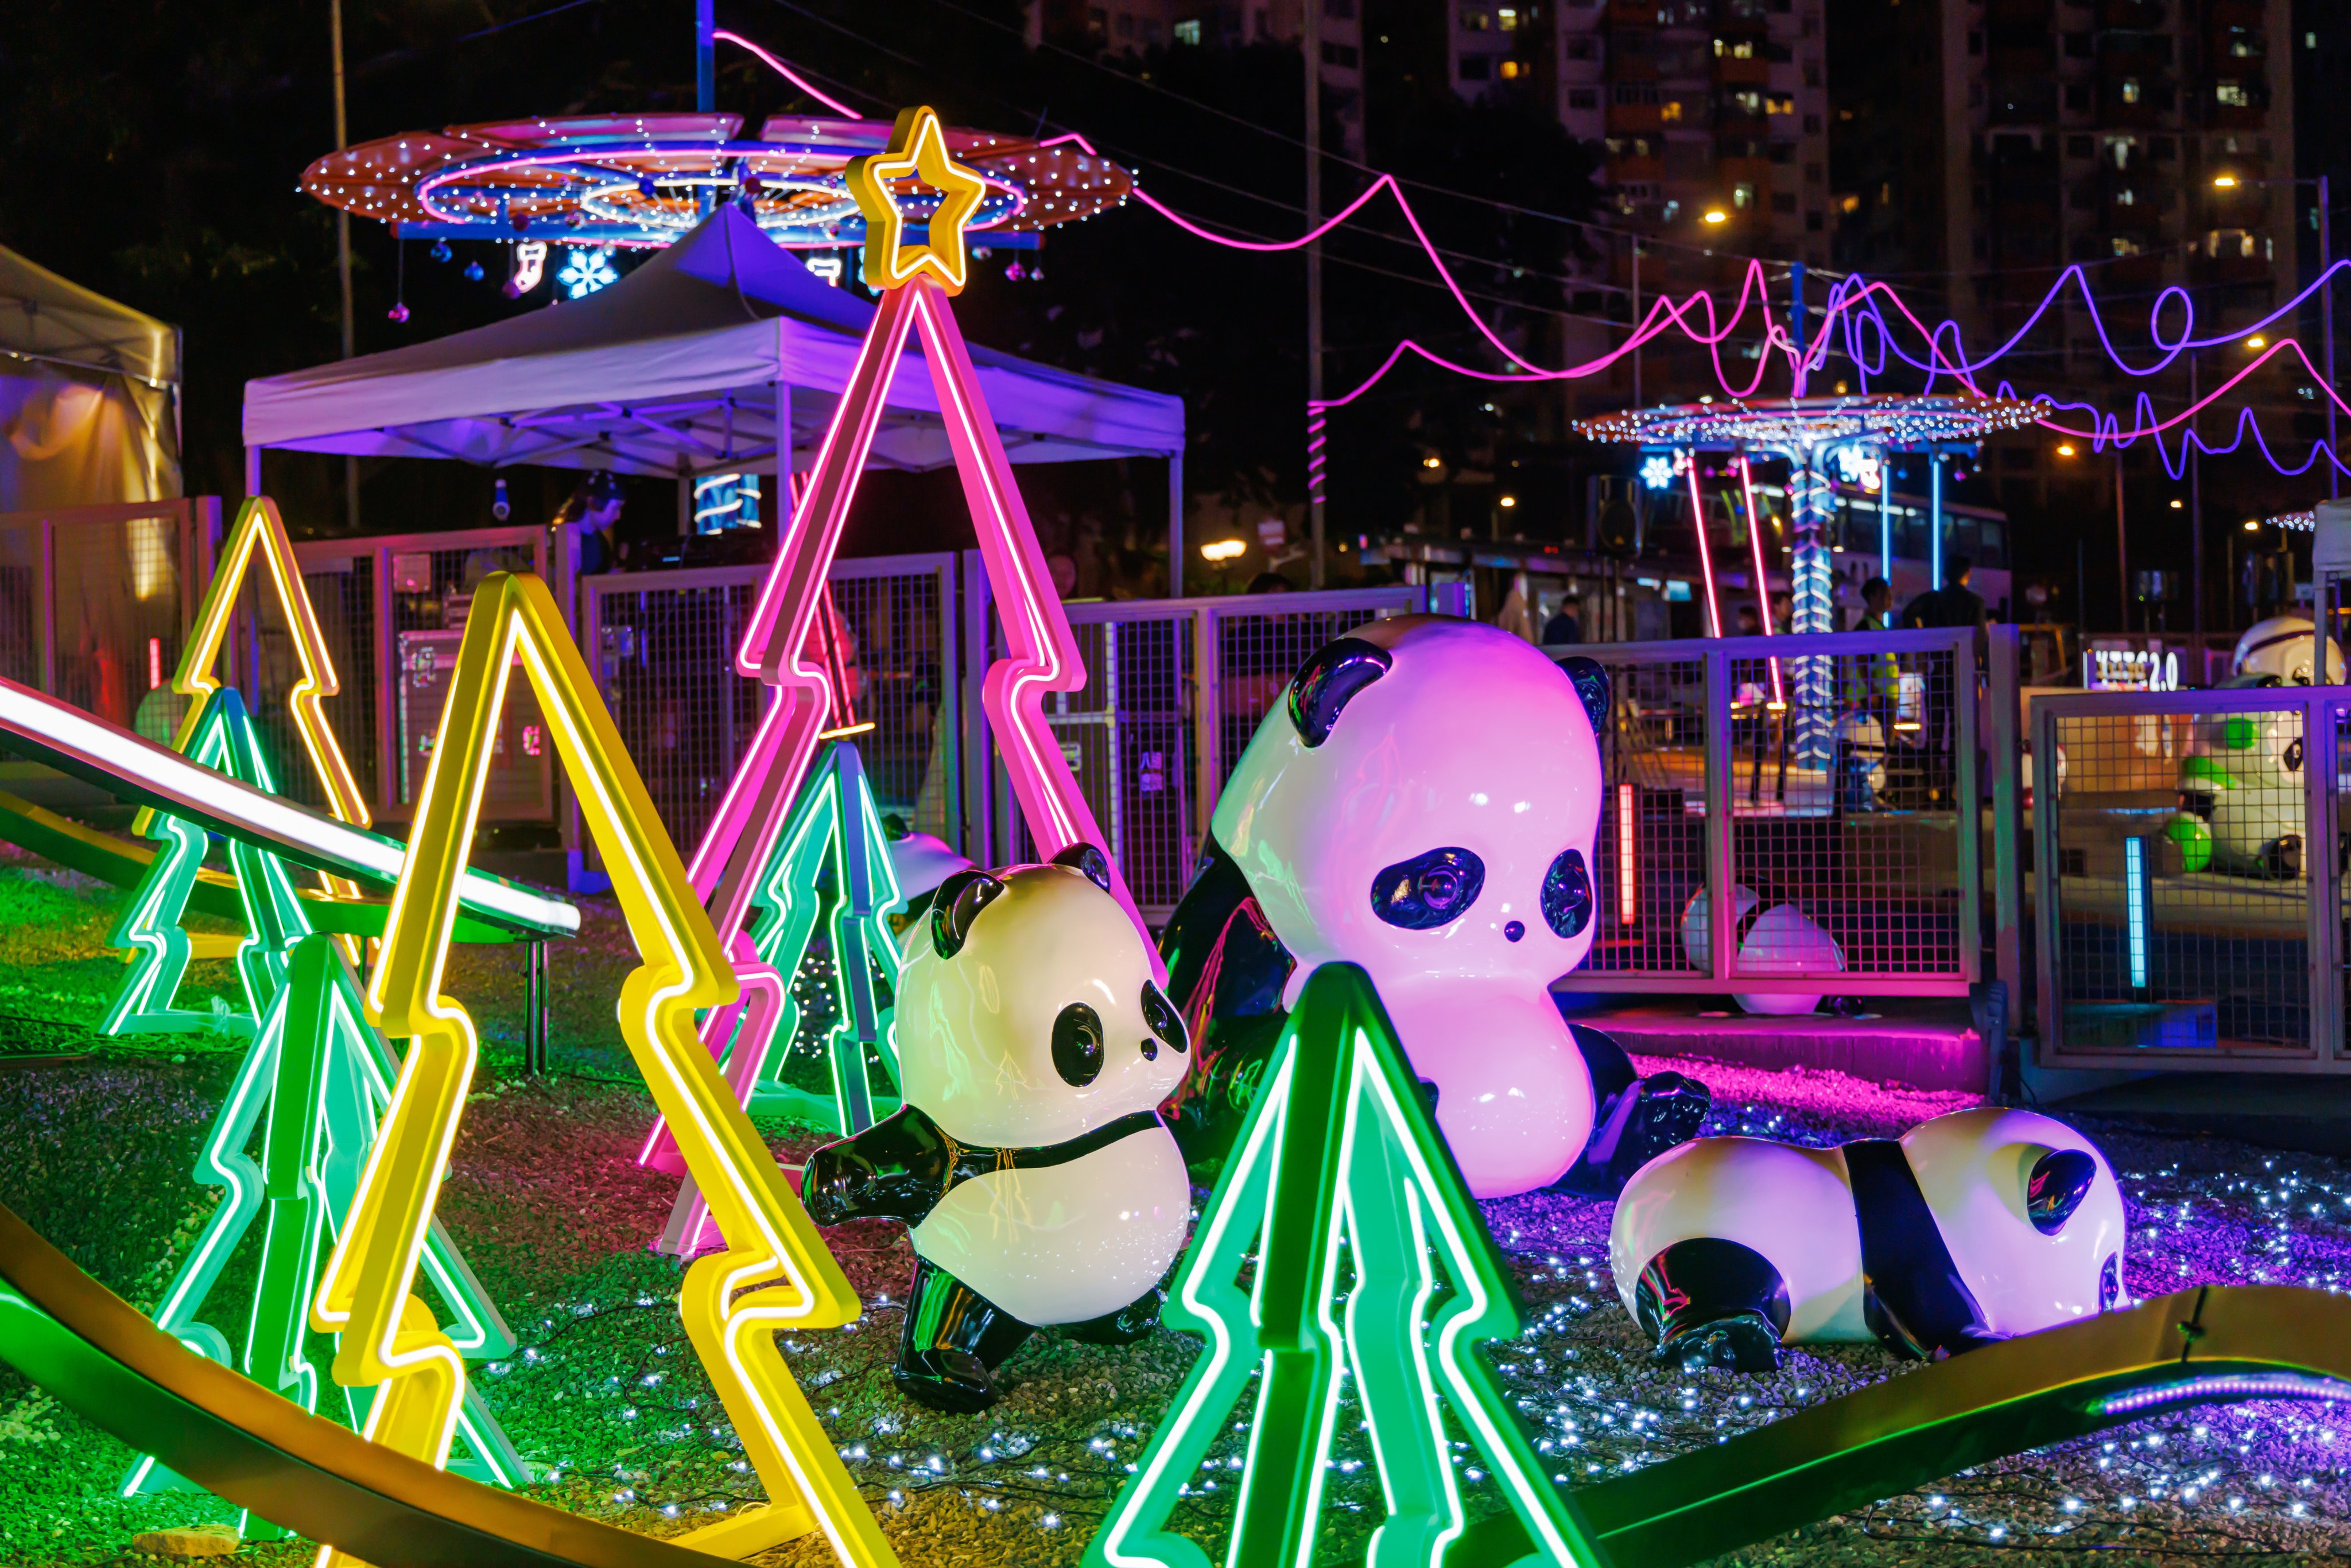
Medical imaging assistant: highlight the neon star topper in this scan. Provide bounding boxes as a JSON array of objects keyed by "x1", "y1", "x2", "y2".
[{"x1": 845, "y1": 106, "x2": 989, "y2": 296}]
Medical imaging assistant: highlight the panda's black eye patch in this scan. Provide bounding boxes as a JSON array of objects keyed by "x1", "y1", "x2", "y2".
[
  {"x1": 1542, "y1": 848, "x2": 1594, "y2": 939},
  {"x1": 1052, "y1": 1003, "x2": 1105, "y2": 1087},
  {"x1": 1140, "y1": 981, "x2": 1189, "y2": 1055},
  {"x1": 1370, "y1": 847, "x2": 1484, "y2": 930}
]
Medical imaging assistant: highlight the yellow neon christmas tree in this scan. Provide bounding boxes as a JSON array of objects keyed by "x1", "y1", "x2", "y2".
[{"x1": 313, "y1": 572, "x2": 896, "y2": 1567}]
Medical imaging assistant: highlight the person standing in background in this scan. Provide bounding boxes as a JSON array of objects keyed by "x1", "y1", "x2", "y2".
[{"x1": 552, "y1": 472, "x2": 626, "y2": 576}]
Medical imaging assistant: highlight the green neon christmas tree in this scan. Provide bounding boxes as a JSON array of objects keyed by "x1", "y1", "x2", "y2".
[
  {"x1": 1084, "y1": 963, "x2": 1607, "y2": 1568},
  {"x1": 117, "y1": 700, "x2": 521, "y2": 1514},
  {"x1": 126, "y1": 933, "x2": 525, "y2": 1508},
  {"x1": 742, "y1": 740, "x2": 905, "y2": 1131},
  {"x1": 647, "y1": 741, "x2": 904, "y2": 1179},
  {"x1": 102, "y1": 690, "x2": 305, "y2": 1039}
]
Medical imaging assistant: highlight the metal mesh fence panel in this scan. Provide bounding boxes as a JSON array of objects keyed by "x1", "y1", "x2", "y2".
[
  {"x1": 2048, "y1": 701, "x2": 2309, "y2": 1053},
  {"x1": 1208, "y1": 606, "x2": 1387, "y2": 793},
  {"x1": 53, "y1": 514, "x2": 185, "y2": 738},
  {"x1": 1000, "y1": 612, "x2": 1195, "y2": 911},
  {"x1": 577, "y1": 560, "x2": 955, "y2": 875},
  {"x1": 586, "y1": 577, "x2": 766, "y2": 869},
  {"x1": 300, "y1": 558, "x2": 377, "y2": 808},
  {"x1": 828, "y1": 568, "x2": 953, "y2": 838},
  {"x1": 0, "y1": 527, "x2": 43, "y2": 690},
  {"x1": 1729, "y1": 643, "x2": 1964, "y2": 979},
  {"x1": 1582, "y1": 652, "x2": 1709, "y2": 975}
]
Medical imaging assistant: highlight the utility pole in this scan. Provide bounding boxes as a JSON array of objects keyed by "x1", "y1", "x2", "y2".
[
  {"x1": 2190, "y1": 350, "x2": 2202, "y2": 639},
  {"x1": 2115, "y1": 447, "x2": 2128, "y2": 632},
  {"x1": 331, "y1": 0, "x2": 357, "y2": 532},
  {"x1": 1630, "y1": 238, "x2": 1642, "y2": 408},
  {"x1": 696, "y1": 0, "x2": 715, "y2": 111},
  {"x1": 1303, "y1": 0, "x2": 1326, "y2": 588},
  {"x1": 2324, "y1": 173, "x2": 2337, "y2": 500}
]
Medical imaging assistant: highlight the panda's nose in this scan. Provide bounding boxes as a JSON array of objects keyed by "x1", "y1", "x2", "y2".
[
  {"x1": 1140, "y1": 1037, "x2": 1159, "y2": 1061},
  {"x1": 1504, "y1": 920, "x2": 1526, "y2": 942}
]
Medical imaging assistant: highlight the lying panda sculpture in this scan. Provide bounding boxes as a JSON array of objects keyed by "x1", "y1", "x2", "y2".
[
  {"x1": 803, "y1": 845, "x2": 1190, "y2": 1412},
  {"x1": 1609, "y1": 1107, "x2": 2125, "y2": 1371},
  {"x1": 1160, "y1": 615, "x2": 1708, "y2": 1201}
]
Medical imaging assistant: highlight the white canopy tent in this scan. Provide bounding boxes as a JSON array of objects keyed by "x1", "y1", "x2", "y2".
[{"x1": 243, "y1": 207, "x2": 1186, "y2": 570}]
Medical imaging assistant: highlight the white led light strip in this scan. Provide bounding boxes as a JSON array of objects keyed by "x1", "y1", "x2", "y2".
[{"x1": 0, "y1": 677, "x2": 576, "y2": 937}]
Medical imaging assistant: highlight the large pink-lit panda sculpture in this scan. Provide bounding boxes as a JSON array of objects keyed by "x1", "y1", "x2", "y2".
[
  {"x1": 1161, "y1": 616, "x2": 1707, "y2": 1200},
  {"x1": 1609, "y1": 1107, "x2": 2125, "y2": 1371}
]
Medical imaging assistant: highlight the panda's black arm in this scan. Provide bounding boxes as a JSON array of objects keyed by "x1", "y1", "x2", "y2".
[
  {"x1": 801, "y1": 1107, "x2": 955, "y2": 1228},
  {"x1": 1158, "y1": 833, "x2": 1253, "y2": 1012}
]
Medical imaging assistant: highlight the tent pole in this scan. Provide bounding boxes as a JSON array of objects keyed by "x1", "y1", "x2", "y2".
[
  {"x1": 244, "y1": 447, "x2": 262, "y2": 500},
  {"x1": 1169, "y1": 451, "x2": 1185, "y2": 598}
]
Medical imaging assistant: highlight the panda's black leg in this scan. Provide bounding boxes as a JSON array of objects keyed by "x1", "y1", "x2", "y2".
[
  {"x1": 1551, "y1": 1024, "x2": 1712, "y2": 1197},
  {"x1": 1633, "y1": 1238, "x2": 1791, "y2": 1373},
  {"x1": 894, "y1": 1259, "x2": 1034, "y2": 1414},
  {"x1": 1060, "y1": 1287, "x2": 1164, "y2": 1346}
]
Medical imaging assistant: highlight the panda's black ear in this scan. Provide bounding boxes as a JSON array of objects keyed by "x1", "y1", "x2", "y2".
[
  {"x1": 1559, "y1": 655, "x2": 1611, "y2": 740},
  {"x1": 1050, "y1": 841, "x2": 1115, "y2": 893},
  {"x1": 930, "y1": 869, "x2": 1008, "y2": 960},
  {"x1": 2026, "y1": 1147, "x2": 2099, "y2": 1235},
  {"x1": 1288, "y1": 637, "x2": 1393, "y2": 748}
]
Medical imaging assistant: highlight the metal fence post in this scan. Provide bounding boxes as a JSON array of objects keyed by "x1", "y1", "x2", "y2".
[
  {"x1": 1954, "y1": 627, "x2": 1983, "y2": 985},
  {"x1": 1703, "y1": 645, "x2": 1735, "y2": 985},
  {"x1": 2308, "y1": 692, "x2": 2341, "y2": 1063},
  {"x1": 2031, "y1": 697, "x2": 2061, "y2": 1062},
  {"x1": 1986, "y1": 625, "x2": 2024, "y2": 1027},
  {"x1": 1193, "y1": 607, "x2": 1221, "y2": 852},
  {"x1": 959, "y1": 549, "x2": 993, "y2": 867},
  {"x1": 934, "y1": 557, "x2": 963, "y2": 856},
  {"x1": 36, "y1": 518, "x2": 53, "y2": 696},
  {"x1": 373, "y1": 546, "x2": 396, "y2": 818}
]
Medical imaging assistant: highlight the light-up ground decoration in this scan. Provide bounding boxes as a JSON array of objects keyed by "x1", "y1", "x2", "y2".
[
  {"x1": 1578, "y1": 394, "x2": 2037, "y2": 770},
  {"x1": 298, "y1": 112, "x2": 1130, "y2": 253},
  {"x1": 10, "y1": 901, "x2": 2351, "y2": 1568}
]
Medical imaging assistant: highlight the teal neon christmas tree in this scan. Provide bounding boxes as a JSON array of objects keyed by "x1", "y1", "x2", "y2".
[
  {"x1": 126, "y1": 932, "x2": 525, "y2": 1511},
  {"x1": 116, "y1": 703, "x2": 522, "y2": 1517},
  {"x1": 742, "y1": 740, "x2": 905, "y2": 1132},
  {"x1": 103, "y1": 690, "x2": 309, "y2": 1039},
  {"x1": 1084, "y1": 963, "x2": 1606, "y2": 1568},
  {"x1": 645, "y1": 740, "x2": 903, "y2": 1178}
]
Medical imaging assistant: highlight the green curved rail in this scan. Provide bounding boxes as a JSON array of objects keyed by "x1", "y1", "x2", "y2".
[
  {"x1": 11, "y1": 1177, "x2": 2351, "y2": 1568},
  {"x1": 1569, "y1": 1282, "x2": 2351, "y2": 1568},
  {"x1": 0, "y1": 1202, "x2": 705, "y2": 1568}
]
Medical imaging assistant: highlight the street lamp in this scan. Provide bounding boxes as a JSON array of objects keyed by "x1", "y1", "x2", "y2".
[
  {"x1": 1702, "y1": 208, "x2": 1729, "y2": 226},
  {"x1": 2214, "y1": 170, "x2": 2335, "y2": 499}
]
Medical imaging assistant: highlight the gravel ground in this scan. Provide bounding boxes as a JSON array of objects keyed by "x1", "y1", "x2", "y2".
[{"x1": 4, "y1": 861, "x2": 2351, "y2": 1566}]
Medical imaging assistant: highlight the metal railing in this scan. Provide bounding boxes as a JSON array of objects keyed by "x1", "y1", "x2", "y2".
[
  {"x1": 289, "y1": 526, "x2": 559, "y2": 820},
  {"x1": 968, "y1": 573, "x2": 1453, "y2": 918},
  {"x1": 2034, "y1": 684, "x2": 2349, "y2": 1071},
  {"x1": 1555, "y1": 627, "x2": 1992, "y2": 999},
  {"x1": 0, "y1": 499, "x2": 212, "y2": 742},
  {"x1": 575, "y1": 553, "x2": 959, "y2": 873}
]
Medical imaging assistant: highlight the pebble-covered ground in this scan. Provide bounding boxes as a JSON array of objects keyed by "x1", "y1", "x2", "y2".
[{"x1": 5, "y1": 857, "x2": 2351, "y2": 1566}]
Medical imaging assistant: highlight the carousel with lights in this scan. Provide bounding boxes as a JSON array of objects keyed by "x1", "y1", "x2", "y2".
[
  {"x1": 1579, "y1": 393, "x2": 2038, "y2": 767},
  {"x1": 301, "y1": 110, "x2": 1130, "y2": 301}
]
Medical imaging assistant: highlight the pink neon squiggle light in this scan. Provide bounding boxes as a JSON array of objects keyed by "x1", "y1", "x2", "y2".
[{"x1": 713, "y1": 30, "x2": 866, "y2": 119}]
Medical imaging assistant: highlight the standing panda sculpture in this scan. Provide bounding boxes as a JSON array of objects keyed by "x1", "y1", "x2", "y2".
[
  {"x1": 1609, "y1": 1107, "x2": 2125, "y2": 1371},
  {"x1": 1160, "y1": 615, "x2": 1709, "y2": 1201},
  {"x1": 802, "y1": 845, "x2": 1191, "y2": 1412}
]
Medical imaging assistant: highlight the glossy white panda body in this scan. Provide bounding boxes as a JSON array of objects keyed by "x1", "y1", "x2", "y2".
[
  {"x1": 804, "y1": 848, "x2": 1196, "y2": 1410},
  {"x1": 911, "y1": 1137, "x2": 1193, "y2": 1325},
  {"x1": 1678, "y1": 885, "x2": 1846, "y2": 1017},
  {"x1": 1609, "y1": 1107, "x2": 2125, "y2": 1369},
  {"x1": 1207, "y1": 617, "x2": 1613, "y2": 1199},
  {"x1": 892, "y1": 859, "x2": 1192, "y2": 1325}
]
